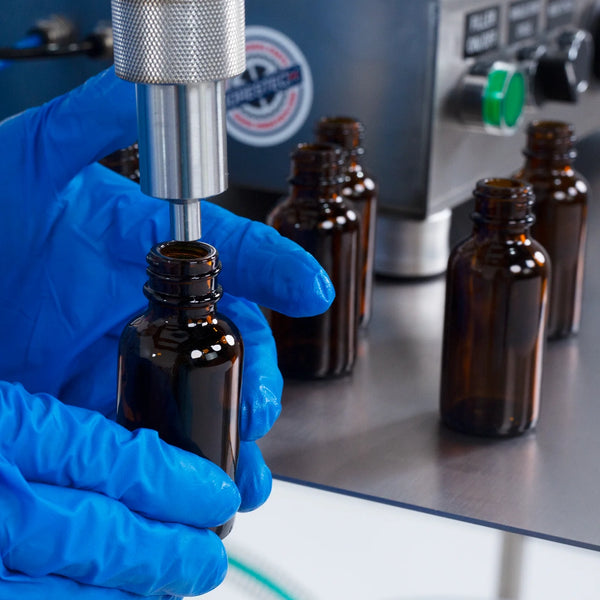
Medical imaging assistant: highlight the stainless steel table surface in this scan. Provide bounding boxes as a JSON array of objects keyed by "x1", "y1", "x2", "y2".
[{"x1": 258, "y1": 135, "x2": 600, "y2": 552}]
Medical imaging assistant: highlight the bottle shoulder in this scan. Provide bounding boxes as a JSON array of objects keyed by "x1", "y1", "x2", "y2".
[
  {"x1": 268, "y1": 195, "x2": 360, "y2": 232},
  {"x1": 345, "y1": 166, "x2": 378, "y2": 200},
  {"x1": 343, "y1": 179, "x2": 377, "y2": 202},
  {"x1": 513, "y1": 166, "x2": 589, "y2": 203},
  {"x1": 126, "y1": 311, "x2": 239, "y2": 335},
  {"x1": 449, "y1": 235, "x2": 550, "y2": 277},
  {"x1": 120, "y1": 311, "x2": 243, "y2": 363}
]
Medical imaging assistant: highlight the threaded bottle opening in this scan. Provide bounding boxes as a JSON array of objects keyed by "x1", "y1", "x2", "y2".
[
  {"x1": 314, "y1": 116, "x2": 365, "y2": 154},
  {"x1": 524, "y1": 120, "x2": 576, "y2": 160},
  {"x1": 289, "y1": 142, "x2": 346, "y2": 187},
  {"x1": 145, "y1": 241, "x2": 222, "y2": 308},
  {"x1": 472, "y1": 178, "x2": 535, "y2": 227}
]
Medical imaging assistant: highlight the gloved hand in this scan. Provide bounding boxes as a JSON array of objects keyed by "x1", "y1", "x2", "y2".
[
  {"x1": 0, "y1": 67, "x2": 334, "y2": 598},
  {"x1": 0, "y1": 381, "x2": 238, "y2": 599}
]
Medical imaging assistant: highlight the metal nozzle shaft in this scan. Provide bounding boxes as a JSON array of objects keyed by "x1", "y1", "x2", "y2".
[
  {"x1": 136, "y1": 82, "x2": 228, "y2": 201},
  {"x1": 170, "y1": 201, "x2": 202, "y2": 241}
]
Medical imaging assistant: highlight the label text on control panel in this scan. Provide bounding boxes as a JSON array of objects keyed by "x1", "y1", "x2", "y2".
[
  {"x1": 508, "y1": 0, "x2": 541, "y2": 44},
  {"x1": 464, "y1": 6, "x2": 501, "y2": 57},
  {"x1": 546, "y1": 0, "x2": 575, "y2": 29}
]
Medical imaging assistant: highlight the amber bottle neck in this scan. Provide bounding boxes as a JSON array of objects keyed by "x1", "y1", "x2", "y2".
[
  {"x1": 471, "y1": 178, "x2": 535, "y2": 237},
  {"x1": 523, "y1": 120, "x2": 577, "y2": 169},
  {"x1": 288, "y1": 182, "x2": 343, "y2": 202},
  {"x1": 288, "y1": 142, "x2": 345, "y2": 203},
  {"x1": 315, "y1": 116, "x2": 364, "y2": 157},
  {"x1": 144, "y1": 241, "x2": 222, "y2": 318},
  {"x1": 344, "y1": 151, "x2": 364, "y2": 172}
]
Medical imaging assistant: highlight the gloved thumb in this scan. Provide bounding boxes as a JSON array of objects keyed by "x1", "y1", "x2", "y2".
[{"x1": 0, "y1": 381, "x2": 240, "y2": 527}]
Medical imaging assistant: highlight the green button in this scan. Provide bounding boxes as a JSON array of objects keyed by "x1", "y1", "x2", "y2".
[{"x1": 483, "y1": 67, "x2": 525, "y2": 131}]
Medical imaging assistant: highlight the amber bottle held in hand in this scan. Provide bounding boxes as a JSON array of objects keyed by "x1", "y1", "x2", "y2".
[
  {"x1": 117, "y1": 241, "x2": 242, "y2": 538},
  {"x1": 315, "y1": 116, "x2": 377, "y2": 327},
  {"x1": 440, "y1": 179, "x2": 549, "y2": 437},
  {"x1": 514, "y1": 121, "x2": 588, "y2": 339},
  {"x1": 268, "y1": 143, "x2": 359, "y2": 379}
]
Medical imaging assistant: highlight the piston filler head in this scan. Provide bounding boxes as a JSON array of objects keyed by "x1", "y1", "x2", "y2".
[{"x1": 110, "y1": 0, "x2": 246, "y2": 241}]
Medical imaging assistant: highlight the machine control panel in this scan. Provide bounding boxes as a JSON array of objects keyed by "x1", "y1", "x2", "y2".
[
  {"x1": 457, "y1": 1, "x2": 596, "y2": 133},
  {"x1": 463, "y1": 0, "x2": 578, "y2": 57},
  {"x1": 426, "y1": 0, "x2": 600, "y2": 216},
  {"x1": 219, "y1": 0, "x2": 600, "y2": 220}
]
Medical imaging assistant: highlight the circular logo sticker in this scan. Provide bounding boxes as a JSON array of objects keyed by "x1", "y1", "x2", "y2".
[{"x1": 226, "y1": 26, "x2": 313, "y2": 147}]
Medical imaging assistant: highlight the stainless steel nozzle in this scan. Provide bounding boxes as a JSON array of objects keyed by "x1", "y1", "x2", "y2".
[
  {"x1": 136, "y1": 81, "x2": 227, "y2": 200},
  {"x1": 110, "y1": 0, "x2": 246, "y2": 222}
]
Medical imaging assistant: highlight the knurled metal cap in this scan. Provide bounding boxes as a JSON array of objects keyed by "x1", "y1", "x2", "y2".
[{"x1": 111, "y1": 0, "x2": 246, "y2": 84}]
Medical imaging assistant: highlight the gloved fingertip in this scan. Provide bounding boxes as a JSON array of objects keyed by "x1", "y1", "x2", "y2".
[
  {"x1": 268, "y1": 254, "x2": 336, "y2": 318},
  {"x1": 186, "y1": 532, "x2": 229, "y2": 596},
  {"x1": 179, "y1": 447, "x2": 241, "y2": 526},
  {"x1": 239, "y1": 467, "x2": 272, "y2": 513},
  {"x1": 112, "y1": 426, "x2": 240, "y2": 528},
  {"x1": 262, "y1": 385, "x2": 283, "y2": 429},
  {"x1": 313, "y1": 268, "x2": 336, "y2": 309},
  {"x1": 236, "y1": 443, "x2": 273, "y2": 512},
  {"x1": 214, "y1": 473, "x2": 242, "y2": 524},
  {"x1": 240, "y1": 384, "x2": 282, "y2": 442}
]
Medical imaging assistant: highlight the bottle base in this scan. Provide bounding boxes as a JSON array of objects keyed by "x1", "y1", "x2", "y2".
[
  {"x1": 212, "y1": 516, "x2": 235, "y2": 539},
  {"x1": 547, "y1": 327, "x2": 579, "y2": 340},
  {"x1": 441, "y1": 396, "x2": 537, "y2": 438},
  {"x1": 441, "y1": 418, "x2": 535, "y2": 438}
]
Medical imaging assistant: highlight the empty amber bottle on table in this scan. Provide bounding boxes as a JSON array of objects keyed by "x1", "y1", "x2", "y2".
[
  {"x1": 440, "y1": 178, "x2": 549, "y2": 437},
  {"x1": 116, "y1": 240, "x2": 242, "y2": 538},
  {"x1": 513, "y1": 121, "x2": 588, "y2": 339},
  {"x1": 268, "y1": 143, "x2": 359, "y2": 379},
  {"x1": 315, "y1": 116, "x2": 377, "y2": 327},
  {"x1": 100, "y1": 142, "x2": 140, "y2": 182}
]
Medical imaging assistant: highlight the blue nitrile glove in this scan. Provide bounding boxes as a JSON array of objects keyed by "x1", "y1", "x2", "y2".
[
  {"x1": 0, "y1": 67, "x2": 334, "y2": 598},
  {"x1": 0, "y1": 381, "x2": 238, "y2": 599}
]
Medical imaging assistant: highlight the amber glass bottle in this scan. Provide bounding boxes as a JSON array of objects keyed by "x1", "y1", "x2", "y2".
[
  {"x1": 513, "y1": 121, "x2": 588, "y2": 339},
  {"x1": 315, "y1": 117, "x2": 377, "y2": 327},
  {"x1": 267, "y1": 143, "x2": 359, "y2": 378},
  {"x1": 100, "y1": 142, "x2": 140, "y2": 182},
  {"x1": 440, "y1": 178, "x2": 549, "y2": 437},
  {"x1": 116, "y1": 240, "x2": 242, "y2": 537}
]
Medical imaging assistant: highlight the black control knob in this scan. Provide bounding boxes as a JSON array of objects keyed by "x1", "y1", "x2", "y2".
[{"x1": 535, "y1": 29, "x2": 593, "y2": 102}]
